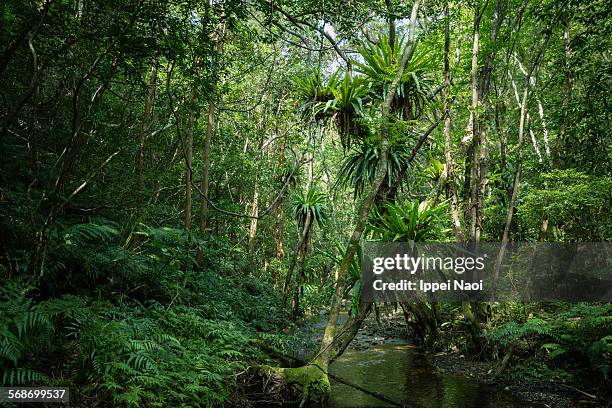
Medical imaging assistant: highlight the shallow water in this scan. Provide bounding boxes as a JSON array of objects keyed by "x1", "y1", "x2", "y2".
[{"x1": 326, "y1": 342, "x2": 542, "y2": 408}]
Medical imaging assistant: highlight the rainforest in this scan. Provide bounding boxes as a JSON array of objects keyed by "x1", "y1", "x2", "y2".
[{"x1": 0, "y1": 0, "x2": 611, "y2": 407}]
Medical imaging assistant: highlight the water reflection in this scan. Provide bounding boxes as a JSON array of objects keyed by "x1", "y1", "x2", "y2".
[{"x1": 326, "y1": 343, "x2": 541, "y2": 408}]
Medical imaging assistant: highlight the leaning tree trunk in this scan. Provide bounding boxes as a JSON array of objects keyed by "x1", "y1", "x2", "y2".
[{"x1": 256, "y1": 2, "x2": 422, "y2": 404}]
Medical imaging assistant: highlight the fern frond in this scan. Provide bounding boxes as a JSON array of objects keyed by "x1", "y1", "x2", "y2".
[{"x1": 1, "y1": 368, "x2": 45, "y2": 385}]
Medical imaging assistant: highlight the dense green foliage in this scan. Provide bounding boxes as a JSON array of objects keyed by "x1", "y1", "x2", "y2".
[{"x1": 0, "y1": 0, "x2": 610, "y2": 406}]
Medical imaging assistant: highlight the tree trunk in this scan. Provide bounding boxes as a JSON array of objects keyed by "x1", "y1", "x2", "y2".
[
  {"x1": 328, "y1": 303, "x2": 373, "y2": 362},
  {"x1": 183, "y1": 81, "x2": 198, "y2": 264},
  {"x1": 467, "y1": 4, "x2": 481, "y2": 242},
  {"x1": 0, "y1": 0, "x2": 54, "y2": 77},
  {"x1": 196, "y1": 91, "x2": 214, "y2": 265},
  {"x1": 247, "y1": 178, "x2": 260, "y2": 253},
  {"x1": 283, "y1": 211, "x2": 312, "y2": 306},
  {"x1": 493, "y1": 82, "x2": 527, "y2": 295},
  {"x1": 247, "y1": 107, "x2": 267, "y2": 256},
  {"x1": 443, "y1": 1, "x2": 463, "y2": 243},
  {"x1": 184, "y1": 120, "x2": 195, "y2": 232},
  {"x1": 493, "y1": 35, "x2": 549, "y2": 297},
  {"x1": 196, "y1": 13, "x2": 226, "y2": 265},
  {"x1": 274, "y1": 139, "x2": 286, "y2": 287},
  {"x1": 137, "y1": 62, "x2": 158, "y2": 214},
  {"x1": 276, "y1": 143, "x2": 286, "y2": 243},
  {"x1": 290, "y1": 243, "x2": 307, "y2": 321},
  {"x1": 555, "y1": 15, "x2": 572, "y2": 165}
]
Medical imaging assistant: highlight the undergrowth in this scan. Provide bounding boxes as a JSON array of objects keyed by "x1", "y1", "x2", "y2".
[
  {"x1": 0, "y1": 221, "x2": 289, "y2": 407},
  {"x1": 486, "y1": 303, "x2": 611, "y2": 385}
]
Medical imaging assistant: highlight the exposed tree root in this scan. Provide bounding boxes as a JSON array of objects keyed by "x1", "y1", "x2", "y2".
[
  {"x1": 236, "y1": 364, "x2": 330, "y2": 406},
  {"x1": 239, "y1": 339, "x2": 406, "y2": 407}
]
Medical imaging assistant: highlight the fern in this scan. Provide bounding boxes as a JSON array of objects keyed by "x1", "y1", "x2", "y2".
[
  {"x1": 61, "y1": 221, "x2": 120, "y2": 245},
  {"x1": 0, "y1": 282, "x2": 53, "y2": 385},
  {"x1": 2, "y1": 368, "x2": 45, "y2": 385},
  {"x1": 488, "y1": 318, "x2": 555, "y2": 347}
]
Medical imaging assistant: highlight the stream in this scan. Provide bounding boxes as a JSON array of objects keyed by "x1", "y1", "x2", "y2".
[{"x1": 310, "y1": 313, "x2": 543, "y2": 408}]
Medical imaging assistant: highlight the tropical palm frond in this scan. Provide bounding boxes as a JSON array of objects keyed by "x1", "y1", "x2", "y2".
[
  {"x1": 293, "y1": 69, "x2": 372, "y2": 149},
  {"x1": 335, "y1": 137, "x2": 413, "y2": 198},
  {"x1": 61, "y1": 221, "x2": 120, "y2": 245},
  {"x1": 291, "y1": 188, "x2": 328, "y2": 229},
  {"x1": 354, "y1": 34, "x2": 434, "y2": 120},
  {"x1": 291, "y1": 67, "x2": 340, "y2": 121},
  {"x1": 366, "y1": 200, "x2": 441, "y2": 242},
  {"x1": 328, "y1": 73, "x2": 372, "y2": 149}
]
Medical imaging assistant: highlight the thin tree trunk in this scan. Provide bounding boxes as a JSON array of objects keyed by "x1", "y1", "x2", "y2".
[
  {"x1": 493, "y1": 82, "x2": 528, "y2": 297},
  {"x1": 274, "y1": 139, "x2": 286, "y2": 287},
  {"x1": 556, "y1": 15, "x2": 572, "y2": 165},
  {"x1": 137, "y1": 62, "x2": 158, "y2": 214},
  {"x1": 291, "y1": 238, "x2": 308, "y2": 321},
  {"x1": 28, "y1": 56, "x2": 120, "y2": 277},
  {"x1": 468, "y1": 0, "x2": 504, "y2": 244},
  {"x1": 247, "y1": 178, "x2": 260, "y2": 253},
  {"x1": 247, "y1": 106, "x2": 267, "y2": 255},
  {"x1": 184, "y1": 116, "x2": 196, "y2": 231},
  {"x1": 328, "y1": 303, "x2": 373, "y2": 363},
  {"x1": 196, "y1": 90, "x2": 214, "y2": 265},
  {"x1": 385, "y1": 0, "x2": 396, "y2": 60},
  {"x1": 0, "y1": 0, "x2": 54, "y2": 77},
  {"x1": 468, "y1": 4, "x2": 481, "y2": 242},
  {"x1": 493, "y1": 34, "x2": 549, "y2": 297},
  {"x1": 183, "y1": 81, "x2": 198, "y2": 264},
  {"x1": 443, "y1": 1, "x2": 463, "y2": 243},
  {"x1": 276, "y1": 140, "x2": 286, "y2": 261},
  {"x1": 197, "y1": 13, "x2": 225, "y2": 265},
  {"x1": 283, "y1": 211, "x2": 312, "y2": 305},
  {"x1": 473, "y1": 0, "x2": 504, "y2": 243}
]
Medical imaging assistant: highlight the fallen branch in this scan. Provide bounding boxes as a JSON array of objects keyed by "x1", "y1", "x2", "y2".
[
  {"x1": 558, "y1": 383, "x2": 602, "y2": 401},
  {"x1": 493, "y1": 345, "x2": 513, "y2": 377}
]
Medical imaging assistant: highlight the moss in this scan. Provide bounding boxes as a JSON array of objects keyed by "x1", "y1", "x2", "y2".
[
  {"x1": 257, "y1": 364, "x2": 331, "y2": 404},
  {"x1": 283, "y1": 365, "x2": 331, "y2": 402}
]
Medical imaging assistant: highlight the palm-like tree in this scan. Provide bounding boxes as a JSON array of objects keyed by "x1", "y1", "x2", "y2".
[
  {"x1": 291, "y1": 67, "x2": 339, "y2": 122},
  {"x1": 291, "y1": 188, "x2": 328, "y2": 232},
  {"x1": 293, "y1": 69, "x2": 371, "y2": 150},
  {"x1": 365, "y1": 199, "x2": 444, "y2": 345},
  {"x1": 284, "y1": 188, "x2": 328, "y2": 319},
  {"x1": 354, "y1": 34, "x2": 434, "y2": 120},
  {"x1": 324, "y1": 73, "x2": 372, "y2": 150},
  {"x1": 335, "y1": 137, "x2": 414, "y2": 200},
  {"x1": 366, "y1": 199, "x2": 441, "y2": 242},
  {"x1": 314, "y1": 37, "x2": 434, "y2": 202}
]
